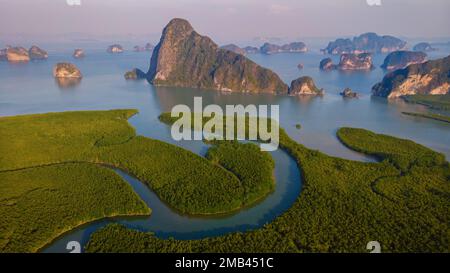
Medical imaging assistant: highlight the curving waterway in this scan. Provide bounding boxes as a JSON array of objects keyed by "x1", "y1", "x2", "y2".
[{"x1": 42, "y1": 137, "x2": 302, "y2": 253}]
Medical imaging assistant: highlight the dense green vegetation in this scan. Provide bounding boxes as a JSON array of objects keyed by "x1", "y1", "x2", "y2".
[
  {"x1": 206, "y1": 141, "x2": 275, "y2": 205},
  {"x1": 0, "y1": 163, "x2": 150, "y2": 253},
  {"x1": 336, "y1": 127, "x2": 447, "y2": 171},
  {"x1": 403, "y1": 94, "x2": 450, "y2": 111},
  {"x1": 85, "y1": 118, "x2": 449, "y2": 253},
  {"x1": 402, "y1": 111, "x2": 450, "y2": 124},
  {"x1": 0, "y1": 110, "x2": 275, "y2": 252}
]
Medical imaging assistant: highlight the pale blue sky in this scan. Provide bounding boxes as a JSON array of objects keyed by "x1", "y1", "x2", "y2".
[{"x1": 1, "y1": 0, "x2": 449, "y2": 43}]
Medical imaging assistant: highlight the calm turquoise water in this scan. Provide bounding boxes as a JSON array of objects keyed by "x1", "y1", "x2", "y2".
[{"x1": 1, "y1": 43, "x2": 449, "y2": 253}]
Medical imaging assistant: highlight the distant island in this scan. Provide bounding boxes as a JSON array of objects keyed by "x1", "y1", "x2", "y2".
[
  {"x1": 413, "y1": 42, "x2": 437, "y2": 52},
  {"x1": 372, "y1": 55, "x2": 450, "y2": 98},
  {"x1": 320, "y1": 53, "x2": 374, "y2": 71},
  {"x1": 220, "y1": 44, "x2": 247, "y2": 55},
  {"x1": 0, "y1": 45, "x2": 48, "y2": 62},
  {"x1": 260, "y1": 42, "x2": 307, "y2": 54},
  {"x1": 73, "y1": 49, "x2": 85, "y2": 59},
  {"x1": 220, "y1": 42, "x2": 308, "y2": 55},
  {"x1": 29, "y1": 46, "x2": 48, "y2": 60},
  {"x1": 322, "y1": 33, "x2": 406, "y2": 54},
  {"x1": 381, "y1": 51, "x2": 427, "y2": 70},
  {"x1": 107, "y1": 44, "x2": 124, "y2": 53},
  {"x1": 133, "y1": 43, "x2": 154, "y2": 53},
  {"x1": 243, "y1": 46, "x2": 260, "y2": 54}
]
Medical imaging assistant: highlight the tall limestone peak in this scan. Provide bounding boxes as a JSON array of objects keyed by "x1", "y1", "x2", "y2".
[{"x1": 148, "y1": 18, "x2": 288, "y2": 93}]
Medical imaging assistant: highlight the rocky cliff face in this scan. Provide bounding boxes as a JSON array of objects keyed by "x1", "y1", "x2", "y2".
[
  {"x1": 381, "y1": 51, "x2": 427, "y2": 70},
  {"x1": 338, "y1": 53, "x2": 373, "y2": 70},
  {"x1": 29, "y1": 46, "x2": 48, "y2": 60},
  {"x1": 5, "y1": 47, "x2": 30, "y2": 62},
  {"x1": 372, "y1": 55, "x2": 450, "y2": 98},
  {"x1": 147, "y1": 18, "x2": 288, "y2": 93},
  {"x1": 319, "y1": 54, "x2": 373, "y2": 71},
  {"x1": 221, "y1": 44, "x2": 246, "y2": 55},
  {"x1": 260, "y1": 42, "x2": 307, "y2": 54},
  {"x1": 53, "y1": 63, "x2": 82, "y2": 78},
  {"x1": 323, "y1": 33, "x2": 406, "y2": 54},
  {"x1": 288, "y1": 76, "x2": 323, "y2": 95},
  {"x1": 319, "y1": 58, "x2": 336, "y2": 70},
  {"x1": 413, "y1": 42, "x2": 436, "y2": 52}
]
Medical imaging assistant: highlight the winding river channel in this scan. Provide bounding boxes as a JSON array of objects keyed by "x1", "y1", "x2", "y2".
[{"x1": 42, "y1": 133, "x2": 302, "y2": 253}]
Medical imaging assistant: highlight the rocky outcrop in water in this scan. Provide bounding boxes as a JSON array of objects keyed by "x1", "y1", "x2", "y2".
[
  {"x1": 288, "y1": 76, "x2": 323, "y2": 95},
  {"x1": 338, "y1": 53, "x2": 373, "y2": 70},
  {"x1": 381, "y1": 51, "x2": 427, "y2": 70},
  {"x1": 124, "y1": 68, "x2": 146, "y2": 80},
  {"x1": 319, "y1": 58, "x2": 335, "y2": 70},
  {"x1": 372, "y1": 55, "x2": 450, "y2": 98},
  {"x1": 260, "y1": 42, "x2": 307, "y2": 54},
  {"x1": 413, "y1": 42, "x2": 436, "y2": 52},
  {"x1": 319, "y1": 54, "x2": 373, "y2": 71},
  {"x1": 133, "y1": 43, "x2": 154, "y2": 53},
  {"x1": 147, "y1": 18, "x2": 288, "y2": 93},
  {"x1": 244, "y1": 46, "x2": 260, "y2": 54},
  {"x1": 53, "y1": 63, "x2": 82, "y2": 78},
  {"x1": 220, "y1": 44, "x2": 246, "y2": 55},
  {"x1": 320, "y1": 54, "x2": 373, "y2": 71},
  {"x1": 29, "y1": 46, "x2": 48, "y2": 60},
  {"x1": 134, "y1": 46, "x2": 146, "y2": 52},
  {"x1": 322, "y1": 33, "x2": 406, "y2": 54},
  {"x1": 4, "y1": 47, "x2": 30, "y2": 62},
  {"x1": 73, "y1": 49, "x2": 85, "y2": 59},
  {"x1": 340, "y1": 88, "x2": 359, "y2": 98},
  {"x1": 124, "y1": 70, "x2": 138, "y2": 80},
  {"x1": 107, "y1": 44, "x2": 124, "y2": 53}
]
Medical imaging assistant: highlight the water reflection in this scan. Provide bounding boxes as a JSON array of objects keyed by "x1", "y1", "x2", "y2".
[{"x1": 55, "y1": 77, "x2": 82, "y2": 90}]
